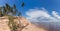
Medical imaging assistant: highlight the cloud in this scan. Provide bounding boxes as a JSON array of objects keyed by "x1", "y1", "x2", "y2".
[
  {"x1": 26, "y1": 9, "x2": 49, "y2": 18},
  {"x1": 52, "y1": 11, "x2": 60, "y2": 19},
  {"x1": 25, "y1": 8, "x2": 60, "y2": 22}
]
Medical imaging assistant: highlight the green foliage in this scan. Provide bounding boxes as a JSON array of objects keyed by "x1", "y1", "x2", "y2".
[
  {"x1": 8, "y1": 16, "x2": 18, "y2": 31},
  {"x1": 21, "y1": 2, "x2": 25, "y2": 7},
  {"x1": 0, "y1": 1, "x2": 25, "y2": 31},
  {"x1": 0, "y1": 4, "x2": 21, "y2": 16},
  {"x1": 0, "y1": 4, "x2": 21, "y2": 31}
]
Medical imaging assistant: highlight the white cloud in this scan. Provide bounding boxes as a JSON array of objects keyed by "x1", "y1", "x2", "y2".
[
  {"x1": 25, "y1": 8, "x2": 60, "y2": 22},
  {"x1": 26, "y1": 8, "x2": 50, "y2": 18},
  {"x1": 52, "y1": 11, "x2": 60, "y2": 19}
]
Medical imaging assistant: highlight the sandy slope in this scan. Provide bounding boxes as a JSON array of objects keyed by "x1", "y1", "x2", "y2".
[
  {"x1": 19, "y1": 17, "x2": 47, "y2": 31},
  {"x1": 0, "y1": 16, "x2": 47, "y2": 31},
  {"x1": 22, "y1": 23, "x2": 47, "y2": 31}
]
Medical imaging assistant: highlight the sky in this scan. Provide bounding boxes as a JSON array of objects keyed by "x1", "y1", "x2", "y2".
[
  {"x1": 1, "y1": 0, "x2": 60, "y2": 31},
  {"x1": 0, "y1": 0, "x2": 60, "y2": 22}
]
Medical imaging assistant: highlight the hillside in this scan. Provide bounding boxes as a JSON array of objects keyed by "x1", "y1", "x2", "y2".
[
  {"x1": 22, "y1": 23, "x2": 47, "y2": 31},
  {"x1": 0, "y1": 16, "x2": 47, "y2": 31}
]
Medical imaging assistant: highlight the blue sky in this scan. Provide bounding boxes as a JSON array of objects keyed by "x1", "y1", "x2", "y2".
[{"x1": 0, "y1": 0, "x2": 60, "y2": 16}]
